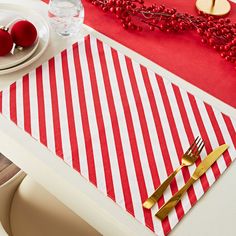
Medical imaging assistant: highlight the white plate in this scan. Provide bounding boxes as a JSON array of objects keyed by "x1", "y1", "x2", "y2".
[
  {"x1": 0, "y1": 10, "x2": 40, "y2": 70},
  {"x1": 0, "y1": 39, "x2": 40, "y2": 70},
  {"x1": 0, "y1": 3, "x2": 50, "y2": 75}
]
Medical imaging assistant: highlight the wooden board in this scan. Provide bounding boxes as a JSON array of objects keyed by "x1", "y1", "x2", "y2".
[{"x1": 0, "y1": 154, "x2": 20, "y2": 185}]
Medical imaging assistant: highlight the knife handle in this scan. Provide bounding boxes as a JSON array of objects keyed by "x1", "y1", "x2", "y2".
[
  {"x1": 155, "y1": 177, "x2": 195, "y2": 220},
  {"x1": 143, "y1": 165, "x2": 183, "y2": 209}
]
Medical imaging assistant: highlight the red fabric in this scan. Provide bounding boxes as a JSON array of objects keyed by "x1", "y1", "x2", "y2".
[
  {"x1": 41, "y1": 0, "x2": 236, "y2": 107},
  {"x1": 81, "y1": 0, "x2": 236, "y2": 108}
]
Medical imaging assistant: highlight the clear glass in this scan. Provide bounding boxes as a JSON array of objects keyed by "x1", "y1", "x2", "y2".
[{"x1": 48, "y1": 0, "x2": 84, "y2": 37}]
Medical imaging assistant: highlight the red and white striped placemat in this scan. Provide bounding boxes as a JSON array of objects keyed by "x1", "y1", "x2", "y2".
[{"x1": 0, "y1": 34, "x2": 235, "y2": 235}]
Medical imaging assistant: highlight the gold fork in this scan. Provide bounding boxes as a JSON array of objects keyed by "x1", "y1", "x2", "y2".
[{"x1": 143, "y1": 137, "x2": 204, "y2": 209}]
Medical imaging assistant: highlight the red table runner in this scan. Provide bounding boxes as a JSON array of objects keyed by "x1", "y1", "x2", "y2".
[
  {"x1": 81, "y1": 0, "x2": 236, "y2": 108},
  {"x1": 0, "y1": 34, "x2": 235, "y2": 235},
  {"x1": 42, "y1": 0, "x2": 236, "y2": 108}
]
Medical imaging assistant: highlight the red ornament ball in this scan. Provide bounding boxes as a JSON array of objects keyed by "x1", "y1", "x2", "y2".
[
  {"x1": 0, "y1": 29, "x2": 13, "y2": 56},
  {"x1": 11, "y1": 20, "x2": 37, "y2": 48}
]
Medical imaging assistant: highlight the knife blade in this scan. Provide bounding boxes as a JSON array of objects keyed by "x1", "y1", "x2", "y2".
[
  {"x1": 191, "y1": 144, "x2": 229, "y2": 180},
  {"x1": 155, "y1": 144, "x2": 229, "y2": 220}
]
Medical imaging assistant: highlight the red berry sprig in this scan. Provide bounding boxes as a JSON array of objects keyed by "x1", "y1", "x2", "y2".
[{"x1": 88, "y1": 0, "x2": 236, "y2": 66}]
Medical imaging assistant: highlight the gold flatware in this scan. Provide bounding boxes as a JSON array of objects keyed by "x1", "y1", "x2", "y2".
[
  {"x1": 155, "y1": 144, "x2": 229, "y2": 220},
  {"x1": 143, "y1": 137, "x2": 204, "y2": 209}
]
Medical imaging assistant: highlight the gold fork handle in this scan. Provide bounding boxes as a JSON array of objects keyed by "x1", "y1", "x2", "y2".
[
  {"x1": 155, "y1": 177, "x2": 196, "y2": 220},
  {"x1": 143, "y1": 165, "x2": 183, "y2": 209}
]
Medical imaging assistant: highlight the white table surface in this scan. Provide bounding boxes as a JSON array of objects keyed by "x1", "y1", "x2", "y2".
[{"x1": 0, "y1": 0, "x2": 235, "y2": 235}]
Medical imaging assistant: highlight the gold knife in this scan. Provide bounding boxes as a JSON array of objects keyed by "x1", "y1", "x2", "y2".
[{"x1": 155, "y1": 144, "x2": 229, "y2": 220}]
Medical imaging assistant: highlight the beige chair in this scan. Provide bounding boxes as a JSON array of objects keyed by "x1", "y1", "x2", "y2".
[
  {"x1": 0, "y1": 171, "x2": 101, "y2": 236},
  {"x1": 0, "y1": 171, "x2": 25, "y2": 236}
]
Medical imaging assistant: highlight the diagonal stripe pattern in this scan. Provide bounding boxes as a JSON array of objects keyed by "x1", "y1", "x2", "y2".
[{"x1": 0, "y1": 35, "x2": 235, "y2": 236}]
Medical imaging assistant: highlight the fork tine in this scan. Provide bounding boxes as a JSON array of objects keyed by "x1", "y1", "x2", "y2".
[
  {"x1": 188, "y1": 137, "x2": 202, "y2": 155},
  {"x1": 193, "y1": 139, "x2": 203, "y2": 156},
  {"x1": 192, "y1": 137, "x2": 203, "y2": 153},
  {"x1": 186, "y1": 136, "x2": 199, "y2": 154},
  {"x1": 195, "y1": 140, "x2": 205, "y2": 157},
  {"x1": 191, "y1": 137, "x2": 202, "y2": 152}
]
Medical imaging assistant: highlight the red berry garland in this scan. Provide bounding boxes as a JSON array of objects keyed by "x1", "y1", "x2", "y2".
[{"x1": 88, "y1": 0, "x2": 236, "y2": 66}]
